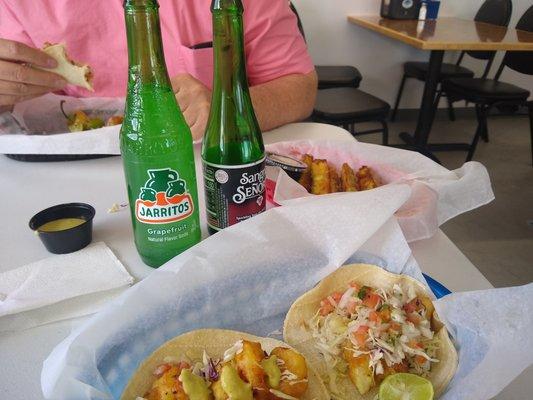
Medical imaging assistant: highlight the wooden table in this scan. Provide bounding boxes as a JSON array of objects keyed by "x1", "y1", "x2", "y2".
[{"x1": 347, "y1": 16, "x2": 533, "y2": 161}]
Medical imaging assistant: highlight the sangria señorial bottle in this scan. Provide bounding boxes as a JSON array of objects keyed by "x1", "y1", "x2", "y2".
[{"x1": 202, "y1": 0, "x2": 266, "y2": 234}]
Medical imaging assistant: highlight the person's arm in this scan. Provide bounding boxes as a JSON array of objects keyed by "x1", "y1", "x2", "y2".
[
  {"x1": 250, "y1": 70, "x2": 317, "y2": 132},
  {"x1": 171, "y1": 69, "x2": 317, "y2": 141}
]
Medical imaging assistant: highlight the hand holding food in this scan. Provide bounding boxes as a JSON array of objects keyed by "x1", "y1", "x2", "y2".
[
  {"x1": 0, "y1": 38, "x2": 67, "y2": 106},
  {"x1": 35, "y1": 43, "x2": 93, "y2": 91},
  {"x1": 122, "y1": 329, "x2": 329, "y2": 400}
]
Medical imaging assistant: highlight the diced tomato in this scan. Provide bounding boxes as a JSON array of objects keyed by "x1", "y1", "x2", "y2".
[
  {"x1": 392, "y1": 361, "x2": 409, "y2": 372},
  {"x1": 415, "y1": 355, "x2": 427, "y2": 365},
  {"x1": 153, "y1": 363, "x2": 173, "y2": 377},
  {"x1": 331, "y1": 291, "x2": 343, "y2": 303},
  {"x1": 320, "y1": 299, "x2": 334, "y2": 316},
  {"x1": 346, "y1": 299, "x2": 357, "y2": 314},
  {"x1": 403, "y1": 297, "x2": 422, "y2": 314},
  {"x1": 349, "y1": 281, "x2": 360, "y2": 291},
  {"x1": 352, "y1": 325, "x2": 369, "y2": 348},
  {"x1": 389, "y1": 322, "x2": 401, "y2": 332},
  {"x1": 408, "y1": 340, "x2": 422, "y2": 349},
  {"x1": 407, "y1": 313, "x2": 422, "y2": 325},
  {"x1": 178, "y1": 361, "x2": 190, "y2": 370},
  {"x1": 369, "y1": 311, "x2": 381, "y2": 324},
  {"x1": 363, "y1": 292, "x2": 381, "y2": 309}
]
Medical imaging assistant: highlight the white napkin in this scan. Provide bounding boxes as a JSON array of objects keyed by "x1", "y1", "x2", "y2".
[
  {"x1": 266, "y1": 140, "x2": 494, "y2": 242},
  {"x1": 0, "y1": 242, "x2": 134, "y2": 332}
]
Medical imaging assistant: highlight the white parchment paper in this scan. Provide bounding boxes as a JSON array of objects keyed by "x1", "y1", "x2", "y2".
[
  {"x1": 266, "y1": 140, "x2": 494, "y2": 242},
  {"x1": 40, "y1": 185, "x2": 531, "y2": 400},
  {"x1": 0, "y1": 94, "x2": 124, "y2": 154}
]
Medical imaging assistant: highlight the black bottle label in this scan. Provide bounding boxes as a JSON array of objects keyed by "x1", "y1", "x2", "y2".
[{"x1": 203, "y1": 158, "x2": 266, "y2": 231}]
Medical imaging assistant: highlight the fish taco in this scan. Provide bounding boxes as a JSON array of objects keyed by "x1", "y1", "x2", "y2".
[
  {"x1": 283, "y1": 264, "x2": 458, "y2": 399},
  {"x1": 122, "y1": 329, "x2": 329, "y2": 400}
]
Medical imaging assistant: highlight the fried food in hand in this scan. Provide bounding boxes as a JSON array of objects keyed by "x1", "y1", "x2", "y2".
[
  {"x1": 329, "y1": 164, "x2": 340, "y2": 193},
  {"x1": 298, "y1": 154, "x2": 314, "y2": 191},
  {"x1": 356, "y1": 166, "x2": 379, "y2": 191},
  {"x1": 310, "y1": 160, "x2": 331, "y2": 195},
  {"x1": 340, "y1": 163, "x2": 358, "y2": 192}
]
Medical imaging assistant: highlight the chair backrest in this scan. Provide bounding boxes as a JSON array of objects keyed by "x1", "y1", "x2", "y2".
[
  {"x1": 496, "y1": 4, "x2": 533, "y2": 78},
  {"x1": 289, "y1": 2, "x2": 306, "y2": 42},
  {"x1": 466, "y1": 0, "x2": 513, "y2": 61}
]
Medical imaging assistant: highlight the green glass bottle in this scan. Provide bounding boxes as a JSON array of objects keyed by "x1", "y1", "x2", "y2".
[
  {"x1": 202, "y1": 0, "x2": 266, "y2": 234},
  {"x1": 121, "y1": 0, "x2": 201, "y2": 267}
]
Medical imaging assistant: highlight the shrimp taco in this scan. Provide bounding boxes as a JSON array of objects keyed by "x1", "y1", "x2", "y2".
[
  {"x1": 122, "y1": 329, "x2": 329, "y2": 400},
  {"x1": 283, "y1": 264, "x2": 458, "y2": 399}
]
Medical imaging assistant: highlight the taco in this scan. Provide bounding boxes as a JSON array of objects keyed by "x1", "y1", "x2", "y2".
[
  {"x1": 283, "y1": 264, "x2": 458, "y2": 399},
  {"x1": 36, "y1": 43, "x2": 93, "y2": 91},
  {"x1": 122, "y1": 329, "x2": 329, "y2": 400}
]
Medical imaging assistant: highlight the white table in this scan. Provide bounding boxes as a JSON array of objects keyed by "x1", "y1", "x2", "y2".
[{"x1": 0, "y1": 123, "x2": 529, "y2": 399}]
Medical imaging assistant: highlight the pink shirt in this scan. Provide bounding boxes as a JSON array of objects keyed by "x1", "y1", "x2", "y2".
[{"x1": 0, "y1": 0, "x2": 313, "y2": 97}]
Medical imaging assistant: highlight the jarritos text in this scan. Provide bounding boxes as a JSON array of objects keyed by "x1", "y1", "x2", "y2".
[{"x1": 135, "y1": 168, "x2": 194, "y2": 224}]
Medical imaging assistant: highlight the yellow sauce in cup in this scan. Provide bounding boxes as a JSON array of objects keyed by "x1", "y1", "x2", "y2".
[{"x1": 38, "y1": 217, "x2": 86, "y2": 232}]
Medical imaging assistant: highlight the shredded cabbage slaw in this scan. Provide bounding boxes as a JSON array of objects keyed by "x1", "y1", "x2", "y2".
[{"x1": 309, "y1": 282, "x2": 440, "y2": 398}]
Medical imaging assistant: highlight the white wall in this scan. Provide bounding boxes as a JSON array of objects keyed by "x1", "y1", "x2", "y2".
[{"x1": 292, "y1": 0, "x2": 533, "y2": 109}]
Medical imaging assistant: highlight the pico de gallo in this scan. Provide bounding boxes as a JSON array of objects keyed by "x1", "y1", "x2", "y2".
[{"x1": 309, "y1": 281, "x2": 440, "y2": 398}]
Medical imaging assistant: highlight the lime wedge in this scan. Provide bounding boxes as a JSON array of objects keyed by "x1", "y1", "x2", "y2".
[{"x1": 379, "y1": 373, "x2": 434, "y2": 400}]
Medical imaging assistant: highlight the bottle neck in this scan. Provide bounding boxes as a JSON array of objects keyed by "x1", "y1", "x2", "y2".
[
  {"x1": 211, "y1": 3, "x2": 249, "y2": 99},
  {"x1": 124, "y1": 0, "x2": 172, "y2": 89}
]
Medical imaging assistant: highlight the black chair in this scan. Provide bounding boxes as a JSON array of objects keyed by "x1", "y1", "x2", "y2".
[
  {"x1": 289, "y1": 2, "x2": 362, "y2": 89},
  {"x1": 288, "y1": 2, "x2": 391, "y2": 144},
  {"x1": 313, "y1": 88, "x2": 390, "y2": 145},
  {"x1": 315, "y1": 65, "x2": 362, "y2": 89},
  {"x1": 391, "y1": 0, "x2": 513, "y2": 122},
  {"x1": 441, "y1": 5, "x2": 533, "y2": 164}
]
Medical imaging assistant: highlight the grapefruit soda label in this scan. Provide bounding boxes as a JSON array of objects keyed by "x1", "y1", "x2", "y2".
[{"x1": 135, "y1": 168, "x2": 194, "y2": 224}]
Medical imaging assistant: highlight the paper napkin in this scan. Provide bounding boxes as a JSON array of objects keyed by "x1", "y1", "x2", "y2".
[{"x1": 0, "y1": 242, "x2": 134, "y2": 332}]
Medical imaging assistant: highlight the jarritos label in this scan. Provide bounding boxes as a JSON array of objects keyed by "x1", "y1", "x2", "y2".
[
  {"x1": 203, "y1": 157, "x2": 266, "y2": 230},
  {"x1": 135, "y1": 168, "x2": 194, "y2": 225}
]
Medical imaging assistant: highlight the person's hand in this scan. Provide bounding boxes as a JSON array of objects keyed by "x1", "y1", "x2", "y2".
[
  {"x1": 171, "y1": 73, "x2": 211, "y2": 141},
  {"x1": 0, "y1": 38, "x2": 67, "y2": 106}
]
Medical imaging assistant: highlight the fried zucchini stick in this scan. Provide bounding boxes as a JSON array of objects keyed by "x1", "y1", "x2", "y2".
[
  {"x1": 329, "y1": 164, "x2": 341, "y2": 193},
  {"x1": 357, "y1": 166, "x2": 379, "y2": 191},
  {"x1": 311, "y1": 159, "x2": 331, "y2": 195},
  {"x1": 340, "y1": 163, "x2": 358, "y2": 192},
  {"x1": 298, "y1": 154, "x2": 314, "y2": 191}
]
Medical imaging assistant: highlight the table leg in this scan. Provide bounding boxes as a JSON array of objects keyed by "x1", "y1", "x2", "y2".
[{"x1": 398, "y1": 50, "x2": 444, "y2": 162}]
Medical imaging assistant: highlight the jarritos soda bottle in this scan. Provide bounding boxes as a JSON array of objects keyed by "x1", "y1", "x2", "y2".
[
  {"x1": 202, "y1": 0, "x2": 266, "y2": 234},
  {"x1": 121, "y1": 0, "x2": 201, "y2": 267}
]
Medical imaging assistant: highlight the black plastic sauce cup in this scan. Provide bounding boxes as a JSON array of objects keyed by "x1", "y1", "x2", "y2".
[
  {"x1": 266, "y1": 152, "x2": 307, "y2": 181},
  {"x1": 29, "y1": 203, "x2": 96, "y2": 254}
]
